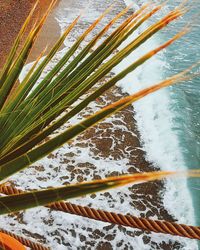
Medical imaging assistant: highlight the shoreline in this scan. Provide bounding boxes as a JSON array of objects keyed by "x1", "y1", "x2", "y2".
[{"x1": 0, "y1": 0, "x2": 192, "y2": 249}]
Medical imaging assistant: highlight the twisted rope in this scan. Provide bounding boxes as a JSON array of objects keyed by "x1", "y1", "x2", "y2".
[
  {"x1": 0, "y1": 229, "x2": 50, "y2": 250},
  {"x1": 49, "y1": 202, "x2": 200, "y2": 240},
  {"x1": 1, "y1": 185, "x2": 200, "y2": 243}
]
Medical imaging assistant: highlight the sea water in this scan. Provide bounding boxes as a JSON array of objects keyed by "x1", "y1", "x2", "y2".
[
  {"x1": 160, "y1": 0, "x2": 200, "y2": 225},
  {"x1": 120, "y1": 0, "x2": 200, "y2": 246}
]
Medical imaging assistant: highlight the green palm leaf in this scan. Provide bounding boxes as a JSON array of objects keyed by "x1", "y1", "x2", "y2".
[
  {"x1": 0, "y1": 5, "x2": 183, "y2": 157},
  {"x1": 1, "y1": 170, "x2": 199, "y2": 215},
  {"x1": 0, "y1": 0, "x2": 57, "y2": 110},
  {"x1": 0, "y1": 1, "x2": 199, "y2": 216},
  {"x1": 0, "y1": 65, "x2": 194, "y2": 180}
]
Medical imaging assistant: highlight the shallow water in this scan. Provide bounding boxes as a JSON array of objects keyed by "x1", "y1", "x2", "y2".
[
  {"x1": 120, "y1": 0, "x2": 200, "y2": 247},
  {"x1": 159, "y1": 0, "x2": 200, "y2": 226}
]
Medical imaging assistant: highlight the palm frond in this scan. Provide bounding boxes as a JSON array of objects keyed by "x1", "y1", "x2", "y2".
[
  {"x1": 0, "y1": 1, "x2": 199, "y2": 216},
  {"x1": 0, "y1": 65, "x2": 195, "y2": 180},
  {"x1": 1, "y1": 170, "x2": 200, "y2": 215},
  {"x1": 0, "y1": 0, "x2": 39, "y2": 85}
]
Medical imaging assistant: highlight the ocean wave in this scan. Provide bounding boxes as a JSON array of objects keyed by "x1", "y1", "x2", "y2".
[{"x1": 117, "y1": 0, "x2": 197, "y2": 248}]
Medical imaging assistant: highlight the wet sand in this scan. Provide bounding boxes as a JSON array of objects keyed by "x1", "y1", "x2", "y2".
[
  {"x1": 0, "y1": 0, "x2": 60, "y2": 66},
  {"x1": 0, "y1": 0, "x2": 184, "y2": 249},
  {"x1": 0, "y1": 0, "x2": 33, "y2": 66}
]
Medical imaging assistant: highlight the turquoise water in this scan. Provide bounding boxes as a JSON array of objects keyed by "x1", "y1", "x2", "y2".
[{"x1": 161, "y1": 0, "x2": 200, "y2": 225}]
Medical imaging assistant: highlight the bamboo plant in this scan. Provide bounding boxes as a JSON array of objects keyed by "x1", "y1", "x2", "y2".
[{"x1": 0, "y1": 0, "x2": 199, "y2": 217}]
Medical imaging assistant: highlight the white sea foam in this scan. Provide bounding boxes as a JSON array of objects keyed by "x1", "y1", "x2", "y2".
[{"x1": 117, "y1": 0, "x2": 197, "y2": 248}]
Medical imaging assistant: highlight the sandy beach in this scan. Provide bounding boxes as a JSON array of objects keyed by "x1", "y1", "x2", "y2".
[
  {"x1": 0, "y1": 0, "x2": 33, "y2": 66},
  {"x1": 0, "y1": 0, "x2": 188, "y2": 249},
  {"x1": 0, "y1": 0, "x2": 60, "y2": 66}
]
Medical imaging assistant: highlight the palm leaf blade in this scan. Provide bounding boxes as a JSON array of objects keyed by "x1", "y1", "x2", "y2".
[{"x1": 1, "y1": 170, "x2": 198, "y2": 215}]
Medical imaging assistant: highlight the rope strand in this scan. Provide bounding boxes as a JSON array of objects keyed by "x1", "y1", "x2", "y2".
[
  {"x1": 1, "y1": 184, "x2": 200, "y2": 248},
  {"x1": 49, "y1": 202, "x2": 200, "y2": 239}
]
